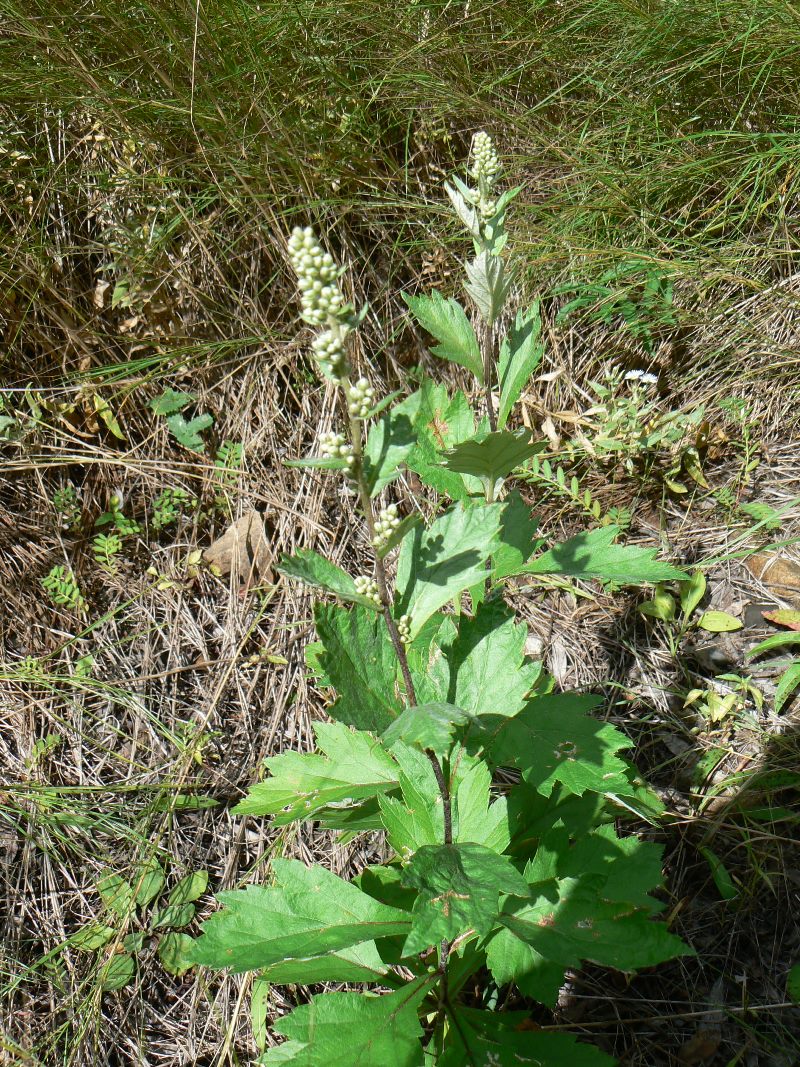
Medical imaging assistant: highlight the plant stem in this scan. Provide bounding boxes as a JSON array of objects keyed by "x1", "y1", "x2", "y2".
[
  {"x1": 484, "y1": 322, "x2": 497, "y2": 432},
  {"x1": 344, "y1": 386, "x2": 453, "y2": 846}
]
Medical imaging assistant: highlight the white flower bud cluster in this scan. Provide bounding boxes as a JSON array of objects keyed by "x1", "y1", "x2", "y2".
[
  {"x1": 371, "y1": 503, "x2": 401, "y2": 550},
  {"x1": 288, "y1": 226, "x2": 344, "y2": 326},
  {"x1": 312, "y1": 328, "x2": 350, "y2": 380},
  {"x1": 319, "y1": 431, "x2": 354, "y2": 466},
  {"x1": 397, "y1": 614, "x2": 412, "y2": 645},
  {"x1": 354, "y1": 575, "x2": 382, "y2": 607},
  {"x1": 348, "y1": 377, "x2": 376, "y2": 418},
  {"x1": 469, "y1": 131, "x2": 500, "y2": 187}
]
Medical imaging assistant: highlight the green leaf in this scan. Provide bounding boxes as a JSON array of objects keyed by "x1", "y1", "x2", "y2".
[
  {"x1": 157, "y1": 932, "x2": 196, "y2": 976},
  {"x1": 679, "y1": 570, "x2": 706, "y2": 618},
  {"x1": 485, "y1": 926, "x2": 567, "y2": 1006},
  {"x1": 191, "y1": 859, "x2": 411, "y2": 973},
  {"x1": 97, "y1": 873, "x2": 136, "y2": 920},
  {"x1": 697, "y1": 610, "x2": 742, "y2": 633},
  {"x1": 278, "y1": 550, "x2": 382, "y2": 611},
  {"x1": 493, "y1": 491, "x2": 544, "y2": 580},
  {"x1": 166, "y1": 412, "x2": 213, "y2": 452},
  {"x1": 100, "y1": 953, "x2": 135, "y2": 991},
  {"x1": 169, "y1": 870, "x2": 208, "y2": 906},
  {"x1": 123, "y1": 931, "x2": 146, "y2": 954},
  {"x1": 438, "y1": 430, "x2": 544, "y2": 497},
  {"x1": 252, "y1": 974, "x2": 270, "y2": 1053},
  {"x1": 400, "y1": 843, "x2": 529, "y2": 955},
  {"x1": 422, "y1": 600, "x2": 540, "y2": 720},
  {"x1": 315, "y1": 604, "x2": 403, "y2": 732},
  {"x1": 440, "y1": 1007, "x2": 617, "y2": 1067},
  {"x1": 258, "y1": 940, "x2": 390, "y2": 984},
  {"x1": 464, "y1": 251, "x2": 512, "y2": 326},
  {"x1": 774, "y1": 662, "x2": 800, "y2": 713},
  {"x1": 788, "y1": 962, "x2": 800, "y2": 1004},
  {"x1": 261, "y1": 979, "x2": 429, "y2": 1066},
  {"x1": 521, "y1": 526, "x2": 688, "y2": 584},
  {"x1": 149, "y1": 389, "x2": 194, "y2": 416},
  {"x1": 134, "y1": 862, "x2": 165, "y2": 907},
  {"x1": 234, "y1": 721, "x2": 399, "y2": 824},
  {"x1": 499, "y1": 876, "x2": 690, "y2": 974},
  {"x1": 363, "y1": 390, "x2": 423, "y2": 497},
  {"x1": 381, "y1": 702, "x2": 476, "y2": 756},
  {"x1": 699, "y1": 846, "x2": 738, "y2": 901},
  {"x1": 747, "y1": 631, "x2": 800, "y2": 657},
  {"x1": 445, "y1": 177, "x2": 481, "y2": 238},
  {"x1": 454, "y1": 758, "x2": 510, "y2": 854},
  {"x1": 401, "y1": 291, "x2": 483, "y2": 381},
  {"x1": 406, "y1": 385, "x2": 477, "y2": 501},
  {"x1": 639, "y1": 585, "x2": 677, "y2": 622},
  {"x1": 70, "y1": 924, "x2": 116, "y2": 951},
  {"x1": 395, "y1": 503, "x2": 502, "y2": 638},
  {"x1": 498, "y1": 305, "x2": 544, "y2": 429},
  {"x1": 152, "y1": 902, "x2": 195, "y2": 930},
  {"x1": 379, "y1": 744, "x2": 444, "y2": 857},
  {"x1": 488, "y1": 694, "x2": 633, "y2": 796}
]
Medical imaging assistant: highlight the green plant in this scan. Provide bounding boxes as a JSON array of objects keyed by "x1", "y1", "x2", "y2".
[
  {"x1": 575, "y1": 364, "x2": 706, "y2": 490},
  {"x1": 92, "y1": 532, "x2": 123, "y2": 573},
  {"x1": 149, "y1": 389, "x2": 214, "y2": 453},
  {"x1": 41, "y1": 565, "x2": 85, "y2": 612},
  {"x1": 151, "y1": 486, "x2": 194, "y2": 531},
  {"x1": 190, "y1": 134, "x2": 690, "y2": 1065},
  {"x1": 554, "y1": 258, "x2": 676, "y2": 353},
  {"x1": 53, "y1": 483, "x2": 82, "y2": 530},
  {"x1": 70, "y1": 863, "x2": 208, "y2": 989},
  {"x1": 95, "y1": 491, "x2": 140, "y2": 537},
  {"x1": 746, "y1": 629, "x2": 800, "y2": 714}
]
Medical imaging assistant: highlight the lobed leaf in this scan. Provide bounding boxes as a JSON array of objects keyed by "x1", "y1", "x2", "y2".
[
  {"x1": 520, "y1": 526, "x2": 688, "y2": 584},
  {"x1": 401, "y1": 291, "x2": 483, "y2": 381},
  {"x1": 497, "y1": 305, "x2": 545, "y2": 429},
  {"x1": 279, "y1": 550, "x2": 382, "y2": 611}
]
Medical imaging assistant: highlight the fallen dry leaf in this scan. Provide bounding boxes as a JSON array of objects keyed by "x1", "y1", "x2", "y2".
[
  {"x1": 678, "y1": 1028, "x2": 721, "y2": 1064},
  {"x1": 203, "y1": 510, "x2": 273, "y2": 589},
  {"x1": 745, "y1": 553, "x2": 800, "y2": 607},
  {"x1": 762, "y1": 608, "x2": 800, "y2": 631}
]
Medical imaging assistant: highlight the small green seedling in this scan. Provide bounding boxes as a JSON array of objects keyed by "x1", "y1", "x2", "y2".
[
  {"x1": 70, "y1": 864, "x2": 208, "y2": 990},
  {"x1": 41, "y1": 565, "x2": 85, "y2": 612},
  {"x1": 149, "y1": 388, "x2": 214, "y2": 453}
]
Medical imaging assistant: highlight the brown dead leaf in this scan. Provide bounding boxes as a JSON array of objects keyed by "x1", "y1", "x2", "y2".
[
  {"x1": 762, "y1": 609, "x2": 800, "y2": 631},
  {"x1": 678, "y1": 1029, "x2": 721, "y2": 1064},
  {"x1": 203, "y1": 510, "x2": 273, "y2": 589},
  {"x1": 745, "y1": 553, "x2": 800, "y2": 607}
]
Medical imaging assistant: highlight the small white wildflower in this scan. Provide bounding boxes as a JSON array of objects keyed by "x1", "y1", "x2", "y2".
[
  {"x1": 469, "y1": 130, "x2": 500, "y2": 186},
  {"x1": 624, "y1": 369, "x2": 658, "y2": 386},
  {"x1": 371, "y1": 503, "x2": 401, "y2": 549},
  {"x1": 287, "y1": 226, "x2": 345, "y2": 326},
  {"x1": 354, "y1": 575, "x2": 381, "y2": 606},
  {"x1": 311, "y1": 328, "x2": 350, "y2": 381},
  {"x1": 318, "y1": 431, "x2": 355, "y2": 466},
  {"x1": 347, "y1": 377, "x2": 376, "y2": 418}
]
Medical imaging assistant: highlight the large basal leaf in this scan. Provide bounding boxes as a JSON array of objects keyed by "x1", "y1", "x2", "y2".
[
  {"x1": 440, "y1": 1007, "x2": 617, "y2": 1067},
  {"x1": 400, "y1": 842, "x2": 529, "y2": 956},
  {"x1": 438, "y1": 430, "x2": 544, "y2": 498},
  {"x1": 381, "y1": 702, "x2": 476, "y2": 756},
  {"x1": 401, "y1": 291, "x2": 483, "y2": 381},
  {"x1": 497, "y1": 305, "x2": 544, "y2": 429},
  {"x1": 260, "y1": 979, "x2": 430, "y2": 1066},
  {"x1": 363, "y1": 390, "x2": 424, "y2": 497},
  {"x1": 464, "y1": 251, "x2": 512, "y2": 326},
  {"x1": 234, "y1": 721, "x2": 399, "y2": 824},
  {"x1": 279, "y1": 550, "x2": 382, "y2": 610},
  {"x1": 314, "y1": 604, "x2": 403, "y2": 732},
  {"x1": 191, "y1": 858, "x2": 411, "y2": 973},
  {"x1": 488, "y1": 694, "x2": 633, "y2": 796},
  {"x1": 497, "y1": 876, "x2": 690, "y2": 975},
  {"x1": 519, "y1": 526, "x2": 688, "y2": 584},
  {"x1": 395, "y1": 503, "x2": 502, "y2": 639}
]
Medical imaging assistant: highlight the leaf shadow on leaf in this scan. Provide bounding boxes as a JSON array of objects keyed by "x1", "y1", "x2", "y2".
[{"x1": 363, "y1": 412, "x2": 415, "y2": 495}]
